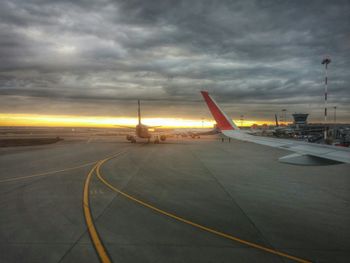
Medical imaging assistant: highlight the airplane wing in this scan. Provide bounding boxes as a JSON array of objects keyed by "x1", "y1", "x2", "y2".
[
  {"x1": 201, "y1": 91, "x2": 350, "y2": 165},
  {"x1": 114, "y1": 125, "x2": 135, "y2": 129}
]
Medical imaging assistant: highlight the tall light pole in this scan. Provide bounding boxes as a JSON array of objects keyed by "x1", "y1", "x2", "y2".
[
  {"x1": 334, "y1": 106, "x2": 337, "y2": 123},
  {"x1": 282, "y1": 109, "x2": 287, "y2": 124},
  {"x1": 240, "y1": 115, "x2": 244, "y2": 127},
  {"x1": 321, "y1": 56, "x2": 331, "y2": 140}
]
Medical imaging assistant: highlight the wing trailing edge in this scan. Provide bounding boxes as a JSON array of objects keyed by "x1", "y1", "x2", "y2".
[{"x1": 279, "y1": 153, "x2": 342, "y2": 166}]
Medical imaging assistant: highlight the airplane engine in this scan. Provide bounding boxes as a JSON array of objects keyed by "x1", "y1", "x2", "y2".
[
  {"x1": 160, "y1": 135, "x2": 166, "y2": 141},
  {"x1": 126, "y1": 135, "x2": 136, "y2": 143}
]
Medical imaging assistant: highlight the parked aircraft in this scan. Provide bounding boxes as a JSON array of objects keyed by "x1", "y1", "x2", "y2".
[
  {"x1": 187, "y1": 125, "x2": 221, "y2": 138},
  {"x1": 119, "y1": 100, "x2": 166, "y2": 143},
  {"x1": 201, "y1": 91, "x2": 350, "y2": 165}
]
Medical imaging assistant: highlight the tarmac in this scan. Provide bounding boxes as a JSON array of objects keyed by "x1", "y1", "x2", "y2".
[{"x1": 0, "y1": 136, "x2": 349, "y2": 263}]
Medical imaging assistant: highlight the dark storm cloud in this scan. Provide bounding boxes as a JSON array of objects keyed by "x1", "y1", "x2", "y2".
[{"x1": 0, "y1": 0, "x2": 349, "y2": 121}]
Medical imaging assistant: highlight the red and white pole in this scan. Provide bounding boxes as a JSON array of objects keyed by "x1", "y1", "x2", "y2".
[{"x1": 322, "y1": 56, "x2": 331, "y2": 141}]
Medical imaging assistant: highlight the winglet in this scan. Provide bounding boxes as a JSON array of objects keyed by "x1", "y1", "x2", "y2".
[{"x1": 200, "y1": 91, "x2": 239, "y2": 131}]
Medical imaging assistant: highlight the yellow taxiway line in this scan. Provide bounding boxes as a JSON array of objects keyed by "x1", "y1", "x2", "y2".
[
  {"x1": 95, "y1": 155, "x2": 312, "y2": 263},
  {"x1": 83, "y1": 161, "x2": 111, "y2": 263},
  {"x1": 82, "y1": 151, "x2": 127, "y2": 263},
  {"x1": 0, "y1": 151, "x2": 125, "y2": 184},
  {"x1": 0, "y1": 161, "x2": 96, "y2": 184}
]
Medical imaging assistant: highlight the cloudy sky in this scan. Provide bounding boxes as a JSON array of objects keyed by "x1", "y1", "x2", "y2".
[{"x1": 0, "y1": 0, "x2": 349, "y2": 124}]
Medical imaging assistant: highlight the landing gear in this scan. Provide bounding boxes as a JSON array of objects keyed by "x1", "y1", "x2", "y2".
[{"x1": 154, "y1": 136, "x2": 160, "y2": 144}]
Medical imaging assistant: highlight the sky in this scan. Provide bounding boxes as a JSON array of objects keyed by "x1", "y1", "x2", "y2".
[{"x1": 0, "y1": 0, "x2": 349, "y2": 127}]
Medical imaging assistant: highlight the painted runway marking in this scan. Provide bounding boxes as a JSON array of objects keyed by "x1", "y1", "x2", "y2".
[
  {"x1": 83, "y1": 151, "x2": 127, "y2": 263},
  {"x1": 96, "y1": 155, "x2": 312, "y2": 263}
]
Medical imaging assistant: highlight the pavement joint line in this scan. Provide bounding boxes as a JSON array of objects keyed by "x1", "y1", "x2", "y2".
[
  {"x1": 83, "y1": 151, "x2": 129, "y2": 263},
  {"x1": 95, "y1": 155, "x2": 312, "y2": 263},
  {"x1": 189, "y1": 146, "x2": 279, "y2": 253}
]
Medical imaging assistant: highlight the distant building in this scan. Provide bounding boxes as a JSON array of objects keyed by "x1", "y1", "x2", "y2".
[{"x1": 292, "y1": 113, "x2": 309, "y2": 127}]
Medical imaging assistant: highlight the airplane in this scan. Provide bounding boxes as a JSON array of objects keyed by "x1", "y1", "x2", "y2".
[
  {"x1": 120, "y1": 100, "x2": 167, "y2": 144},
  {"x1": 272, "y1": 114, "x2": 294, "y2": 137},
  {"x1": 187, "y1": 125, "x2": 221, "y2": 138},
  {"x1": 200, "y1": 91, "x2": 350, "y2": 165}
]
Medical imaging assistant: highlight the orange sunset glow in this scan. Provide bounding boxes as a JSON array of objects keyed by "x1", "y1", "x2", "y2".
[{"x1": 0, "y1": 114, "x2": 274, "y2": 128}]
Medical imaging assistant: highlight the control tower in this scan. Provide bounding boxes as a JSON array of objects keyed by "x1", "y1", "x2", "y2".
[{"x1": 292, "y1": 113, "x2": 309, "y2": 129}]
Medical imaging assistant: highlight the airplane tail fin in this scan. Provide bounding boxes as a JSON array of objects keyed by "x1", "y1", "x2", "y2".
[
  {"x1": 200, "y1": 91, "x2": 239, "y2": 131},
  {"x1": 138, "y1": 100, "x2": 141, "y2": 125}
]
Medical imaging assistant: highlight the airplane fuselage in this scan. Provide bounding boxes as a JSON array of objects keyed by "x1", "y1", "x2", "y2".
[{"x1": 136, "y1": 124, "x2": 151, "y2": 139}]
